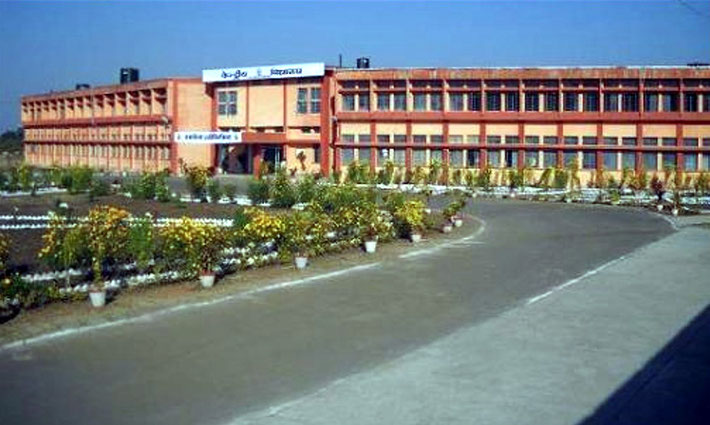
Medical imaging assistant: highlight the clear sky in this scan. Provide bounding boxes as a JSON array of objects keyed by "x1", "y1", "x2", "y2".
[{"x1": 1, "y1": 0, "x2": 709, "y2": 131}]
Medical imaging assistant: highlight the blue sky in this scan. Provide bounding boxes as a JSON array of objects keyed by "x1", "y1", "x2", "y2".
[{"x1": 1, "y1": 0, "x2": 709, "y2": 131}]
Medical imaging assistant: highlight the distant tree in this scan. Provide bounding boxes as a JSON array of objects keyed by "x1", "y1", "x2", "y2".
[{"x1": 0, "y1": 127, "x2": 23, "y2": 153}]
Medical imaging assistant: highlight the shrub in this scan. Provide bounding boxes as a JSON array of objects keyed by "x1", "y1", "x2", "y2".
[
  {"x1": 476, "y1": 167, "x2": 492, "y2": 190},
  {"x1": 280, "y1": 212, "x2": 312, "y2": 258},
  {"x1": 553, "y1": 168, "x2": 569, "y2": 190},
  {"x1": 296, "y1": 174, "x2": 317, "y2": 203},
  {"x1": 223, "y1": 183, "x2": 238, "y2": 202},
  {"x1": 650, "y1": 174, "x2": 665, "y2": 201},
  {"x1": 464, "y1": 170, "x2": 475, "y2": 188},
  {"x1": 183, "y1": 164, "x2": 210, "y2": 199},
  {"x1": 207, "y1": 179, "x2": 222, "y2": 202},
  {"x1": 69, "y1": 166, "x2": 94, "y2": 194},
  {"x1": 128, "y1": 214, "x2": 155, "y2": 273},
  {"x1": 158, "y1": 217, "x2": 226, "y2": 278},
  {"x1": 508, "y1": 168, "x2": 524, "y2": 189},
  {"x1": 694, "y1": 171, "x2": 709, "y2": 195},
  {"x1": 85, "y1": 206, "x2": 131, "y2": 286},
  {"x1": 428, "y1": 160, "x2": 441, "y2": 184},
  {"x1": 271, "y1": 168, "x2": 297, "y2": 208},
  {"x1": 538, "y1": 167, "x2": 553, "y2": 189},
  {"x1": 393, "y1": 200, "x2": 426, "y2": 237},
  {"x1": 155, "y1": 176, "x2": 171, "y2": 202},
  {"x1": 1, "y1": 275, "x2": 54, "y2": 310},
  {"x1": 442, "y1": 198, "x2": 467, "y2": 220},
  {"x1": 89, "y1": 178, "x2": 111, "y2": 199},
  {"x1": 247, "y1": 178, "x2": 271, "y2": 205},
  {"x1": 0, "y1": 232, "x2": 10, "y2": 275},
  {"x1": 242, "y1": 208, "x2": 286, "y2": 244},
  {"x1": 17, "y1": 163, "x2": 34, "y2": 192},
  {"x1": 346, "y1": 161, "x2": 362, "y2": 183}
]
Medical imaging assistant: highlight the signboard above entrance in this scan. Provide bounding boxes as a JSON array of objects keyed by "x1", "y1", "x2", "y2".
[
  {"x1": 202, "y1": 62, "x2": 325, "y2": 83},
  {"x1": 174, "y1": 131, "x2": 242, "y2": 144}
]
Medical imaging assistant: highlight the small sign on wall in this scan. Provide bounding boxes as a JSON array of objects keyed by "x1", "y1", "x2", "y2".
[
  {"x1": 174, "y1": 131, "x2": 242, "y2": 144},
  {"x1": 202, "y1": 62, "x2": 325, "y2": 83}
]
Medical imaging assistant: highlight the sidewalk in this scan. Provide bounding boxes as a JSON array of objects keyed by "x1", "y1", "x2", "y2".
[{"x1": 228, "y1": 227, "x2": 710, "y2": 425}]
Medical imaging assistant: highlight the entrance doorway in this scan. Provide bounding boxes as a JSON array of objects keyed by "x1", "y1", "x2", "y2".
[
  {"x1": 262, "y1": 146, "x2": 283, "y2": 174},
  {"x1": 217, "y1": 145, "x2": 251, "y2": 174}
]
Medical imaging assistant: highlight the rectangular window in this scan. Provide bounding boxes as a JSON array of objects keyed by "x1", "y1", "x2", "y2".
[
  {"x1": 662, "y1": 153, "x2": 676, "y2": 169},
  {"x1": 413, "y1": 135, "x2": 427, "y2": 144},
  {"x1": 643, "y1": 152, "x2": 658, "y2": 170},
  {"x1": 393, "y1": 134, "x2": 406, "y2": 144},
  {"x1": 644, "y1": 93, "x2": 659, "y2": 112},
  {"x1": 662, "y1": 93, "x2": 679, "y2": 112},
  {"x1": 505, "y1": 92, "x2": 519, "y2": 111},
  {"x1": 393, "y1": 93, "x2": 406, "y2": 111},
  {"x1": 525, "y1": 150, "x2": 540, "y2": 168},
  {"x1": 297, "y1": 88, "x2": 308, "y2": 114},
  {"x1": 359, "y1": 148, "x2": 371, "y2": 164},
  {"x1": 704, "y1": 138, "x2": 710, "y2": 147},
  {"x1": 603, "y1": 151, "x2": 618, "y2": 170},
  {"x1": 564, "y1": 136, "x2": 578, "y2": 145},
  {"x1": 467, "y1": 150, "x2": 480, "y2": 167},
  {"x1": 525, "y1": 135, "x2": 540, "y2": 145},
  {"x1": 544, "y1": 92, "x2": 559, "y2": 111},
  {"x1": 582, "y1": 151, "x2": 596, "y2": 169},
  {"x1": 604, "y1": 93, "x2": 619, "y2": 112},
  {"x1": 563, "y1": 92, "x2": 578, "y2": 111},
  {"x1": 487, "y1": 135, "x2": 501, "y2": 145},
  {"x1": 703, "y1": 94, "x2": 710, "y2": 113},
  {"x1": 643, "y1": 137, "x2": 658, "y2": 146},
  {"x1": 684, "y1": 153, "x2": 698, "y2": 171},
  {"x1": 603, "y1": 137, "x2": 618, "y2": 146},
  {"x1": 487, "y1": 150, "x2": 501, "y2": 167},
  {"x1": 622, "y1": 152, "x2": 636, "y2": 170},
  {"x1": 218, "y1": 91, "x2": 237, "y2": 116},
  {"x1": 584, "y1": 92, "x2": 599, "y2": 112},
  {"x1": 543, "y1": 136, "x2": 558, "y2": 145},
  {"x1": 313, "y1": 146, "x2": 320, "y2": 164},
  {"x1": 468, "y1": 92, "x2": 481, "y2": 111},
  {"x1": 358, "y1": 134, "x2": 371, "y2": 144},
  {"x1": 342, "y1": 134, "x2": 355, "y2": 144},
  {"x1": 310, "y1": 88, "x2": 321, "y2": 113},
  {"x1": 581, "y1": 136, "x2": 597, "y2": 146},
  {"x1": 564, "y1": 151, "x2": 577, "y2": 167},
  {"x1": 466, "y1": 135, "x2": 480, "y2": 144},
  {"x1": 449, "y1": 93, "x2": 464, "y2": 111},
  {"x1": 504, "y1": 150, "x2": 518, "y2": 168},
  {"x1": 543, "y1": 151, "x2": 557, "y2": 168},
  {"x1": 430, "y1": 135, "x2": 443, "y2": 144},
  {"x1": 703, "y1": 153, "x2": 710, "y2": 170},
  {"x1": 622, "y1": 137, "x2": 637, "y2": 146},
  {"x1": 525, "y1": 93, "x2": 539, "y2": 111},
  {"x1": 413, "y1": 149, "x2": 426, "y2": 165},
  {"x1": 377, "y1": 134, "x2": 391, "y2": 144},
  {"x1": 662, "y1": 137, "x2": 676, "y2": 147},
  {"x1": 486, "y1": 92, "x2": 501, "y2": 111},
  {"x1": 378, "y1": 148, "x2": 389, "y2": 164},
  {"x1": 430, "y1": 93, "x2": 443, "y2": 111},
  {"x1": 413, "y1": 93, "x2": 427, "y2": 111},
  {"x1": 342, "y1": 94, "x2": 355, "y2": 111},
  {"x1": 505, "y1": 135, "x2": 519, "y2": 145},
  {"x1": 341, "y1": 148, "x2": 354, "y2": 165},
  {"x1": 449, "y1": 135, "x2": 463, "y2": 144},
  {"x1": 621, "y1": 93, "x2": 638, "y2": 112},
  {"x1": 393, "y1": 149, "x2": 405, "y2": 165},
  {"x1": 377, "y1": 93, "x2": 390, "y2": 111},
  {"x1": 684, "y1": 93, "x2": 698, "y2": 112},
  {"x1": 449, "y1": 149, "x2": 464, "y2": 167},
  {"x1": 351, "y1": 94, "x2": 366, "y2": 112}
]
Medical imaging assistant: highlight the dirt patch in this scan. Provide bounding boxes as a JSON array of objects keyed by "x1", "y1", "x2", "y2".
[{"x1": 0, "y1": 217, "x2": 480, "y2": 346}]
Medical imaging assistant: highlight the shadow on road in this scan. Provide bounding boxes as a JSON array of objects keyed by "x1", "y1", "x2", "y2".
[{"x1": 578, "y1": 304, "x2": 710, "y2": 425}]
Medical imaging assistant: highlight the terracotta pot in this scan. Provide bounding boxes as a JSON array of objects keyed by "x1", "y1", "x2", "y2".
[
  {"x1": 200, "y1": 273, "x2": 215, "y2": 288},
  {"x1": 89, "y1": 290, "x2": 106, "y2": 308},
  {"x1": 364, "y1": 240, "x2": 378, "y2": 253},
  {"x1": 294, "y1": 256, "x2": 308, "y2": 269}
]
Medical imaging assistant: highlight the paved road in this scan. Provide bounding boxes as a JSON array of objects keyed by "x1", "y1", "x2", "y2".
[{"x1": 0, "y1": 200, "x2": 673, "y2": 425}]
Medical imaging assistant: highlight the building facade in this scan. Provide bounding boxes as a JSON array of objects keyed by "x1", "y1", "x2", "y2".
[{"x1": 21, "y1": 64, "x2": 710, "y2": 183}]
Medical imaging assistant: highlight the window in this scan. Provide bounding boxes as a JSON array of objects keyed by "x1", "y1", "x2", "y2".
[
  {"x1": 430, "y1": 93, "x2": 443, "y2": 111},
  {"x1": 359, "y1": 148, "x2": 371, "y2": 164},
  {"x1": 487, "y1": 150, "x2": 501, "y2": 167},
  {"x1": 393, "y1": 149, "x2": 405, "y2": 165},
  {"x1": 544, "y1": 93, "x2": 559, "y2": 111},
  {"x1": 504, "y1": 135, "x2": 519, "y2": 145},
  {"x1": 704, "y1": 138, "x2": 710, "y2": 147},
  {"x1": 603, "y1": 152, "x2": 618, "y2": 170},
  {"x1": 449, "y1": 135, "x2": 463, "y2": 144},
  {"x1": 643, "y1": 152, "x2": 658, "y2": 170},
  {"x1": 525, "y1": 93, "x2": 539, "y2": 111},
  {"x1": 378, "y1": 148, "x2": 389, "y2": 164},
  {"x1": 468, "y1": 92, "x2": 481, "y2": 111},
  {"x1": 622, "y1": 137, "x2": 637, "y2": 146},
  {"x1": 525, "y1": 151, "x2": 540, "y2": 167},
  {"x1": 504, "y1": 150, "x2": 518, "y2": 168},
  {"x1": 683, "y1": 138, "x2": 698, "y2": 147},
  {"x1": 543, "y1": 136, "x2": 558, "y2": 145},
  {"x1": 582, "y1": 152, "x2": 596, "y2": 169},
  {"x1": 622, "y1": 152, "x2": 636, "y2": 170},
  {"x1": 543, "y1": 151, "x2": 557, "y2": 168},
  {"x1": 342, "y1": 94, "x2": 355, "y2": 111},
  {"x1": 487, "y1": 135, "x2": 501, "y2": 145},
  {"x1": 684, "y1": 93, "x2": 698, "y2": 112},
  {"x1": 563, "y1": 92, "x2": 578, "y2": 111},
  {"x1": 584, "y1": 92, "x2": 599, "y2": 112},
  {"x1": 467, "y1": 150, "x2": 480, "y2": 167},
  {"x1": 564, "y1": 151, "x2": 577, "y2": 166},
  {"x1": 703, "y1": 153, "x2": 710, "y2": 170},
  {"x1": 621, "y1": 93, "x2": 638, "y2": 112},
  {"x1": 377, "y1": 93, "x2": 390, "y2": 111},
  {"x1": 413, "y1": 149, "x2": 427, "y2": 165},
  {"x1": 430, "y1": 149, "x2": 443, "y2": 163},
  {"x1": 341, "y1": 148, "x2": 354, "y2": 165},
  {"x1": 486, "y1": 92, "x2": 501, "y2": 111},
  {"x1": 218, "y1": 91, "x2": 237, "y2": 116},
  {"x1": 662, "y1": 93, "x2": 679, "y2": 112},
  {"x1": 466, "y1": 135, "x2": 480, "y2": 144},
  {"x1": 525, "y1": 135, "x2": 540, "y2": 145},
  {"x1": 564, "y1": 136, "x2": 578, "y2": 145},
  {"x1": 430, "y1": 135, "x2": 443, "y2": 144},
  {"x1": 413, "y1": 135, "x2": 426, "y2": 144},
  {"x1": 604, "y1": 93, "x2": 619, "y2": 112},
  {"x1": 603, "y1": 137, "x2": 618, "y2": 146},
  {"x1": 662, "y1": 153, "x2": 676, "y2": 169},
  {"x1": 449, "y1": 93, "x2": 465, "y2": 111},
  {"x1": 449, "y1": 150, "x2": 464, "y2": 167},
  {"x1": 393, "y1": 93, "x2": 406, "y2": 111},
  {"x1": 662, "y1": 137, "x2": 676, "y2": 147},
  {"x1": 643, "y1": 137, "x2": 658, "y2": 146},
  {"x1": 684, "y1": 153, "x2": 698, "y2": 171},
  {"x1": 342, "y1": 134, "x2": 355, "y2": 143},
  {"x1": 297, "y1": 88, "x2": 309, "y2": 114},
  {"x1": 505, "y1": 92, "x2": 519, "y2": 111},
  {"x1": 703, "y1": 94, "x2": 710, "y2": 113},
  {"x1": 358, "y1": 134, "x2": 371, "y2": 144},
  {"x1": 310, "y1": 88, "x2": 321, "y2": 113},
  {"x1": 644, "y1": 93, "x2": 659, "y2": 112},
  {"x1": 358, "y1": 94, "x2": 370, "y2": 111},
  {"x1": 377, "y1": 134, "x2": 391, "y2": 144},
  {"x1": 414, "y1": 93, "x2": 427, "y2": 111}
]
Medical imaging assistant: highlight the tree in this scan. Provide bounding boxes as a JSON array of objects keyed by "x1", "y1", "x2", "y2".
[{"x1": 0, "y1": 127, "x2": 23, "y2": 153}]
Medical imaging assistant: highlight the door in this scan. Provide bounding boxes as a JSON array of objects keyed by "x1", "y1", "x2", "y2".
[{"x1": 262, "y1": 146, "x2": 283, "y2": 174}]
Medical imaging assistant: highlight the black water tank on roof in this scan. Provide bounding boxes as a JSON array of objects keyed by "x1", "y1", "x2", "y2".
[
  {"x1": 356, "y1": 57, "x2": 370, "y2": 69},
  {"x1": 75, "y1": 83, "x2": 91, "y2": 90},
  {"x1": 120, "y1": 68, "x2": 140, "y2": 84}
]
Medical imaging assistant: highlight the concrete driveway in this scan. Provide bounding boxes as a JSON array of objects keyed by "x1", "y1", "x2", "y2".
[{"x1": 0, "y1": 200, "x2": 675, "y2": 425}]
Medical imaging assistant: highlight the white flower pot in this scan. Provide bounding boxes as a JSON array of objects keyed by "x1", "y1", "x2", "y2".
[
  {"x1": 565, "y1": 198, "x2": 572, "y2": 204},
  {"x1": 510, "y1": 193, "x2": 516, "y2": 199},
  {"x1": 454, "y1": 218, "x2": 463, "y2": 228},
  {"x1": 424, "y1": 208, "x2": 432, "y2": 214},
  {"x1": 294, "y1": 256, "x2": 308, "y2": 269},
  {"x1": 672, "y1": 208, "x2": 679, "y2": 216},
  {"x1": 442, "y1": 224, "x2": 452, "y2": 234},
  {"x1": 89, "y1": 290, "x2": 106, "y2": 308},
  {"x1": 200, "y1": 274, "x2": 215, "y2": 288},
  {"x1": 656, "y1": 204, "x2": 663, "y2": 212},
  {"x1": 364, "y1": 240, "x2": 378, "y2": 253},
  {"x1": 410, "y1": 233, "x2": 422, "y2": 243}
]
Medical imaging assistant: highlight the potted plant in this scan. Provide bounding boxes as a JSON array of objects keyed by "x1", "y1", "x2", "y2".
[
  {"x1": 672, "y1": 191, "x2": 681, "y2": 216},
  {"x1": 194, "y1": 224, "x2": 226, "y2": 288},
  {"x1": 281, "y1": 212, "x2": 311, "y2": 269},
  {"x1": 394, "y1": 200, "x2": 426, "y2": 243}
]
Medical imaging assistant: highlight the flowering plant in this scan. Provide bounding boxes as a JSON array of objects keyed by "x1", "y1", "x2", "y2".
[
  {"x1": 280, "y1": 212, "x2": 312, "y2": 257},
  {"x1": 242, "y1": 208, "x2": 286, "y2": 243},
  {"x1": 159, "y1": 217, "x2": 226, "y2": 278},
  {"x1": 393, "y1": 200, "x2": 426, "y2": 236},
  {"x1": 0, "y1": 231, "x2": 10, "y2": 275},
  {"x1": 183, "y1": 164, "x2": 210, "y2": 199},
  {"x1": 85, "y1": 206, "x2": 131, "y2": 287}
]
